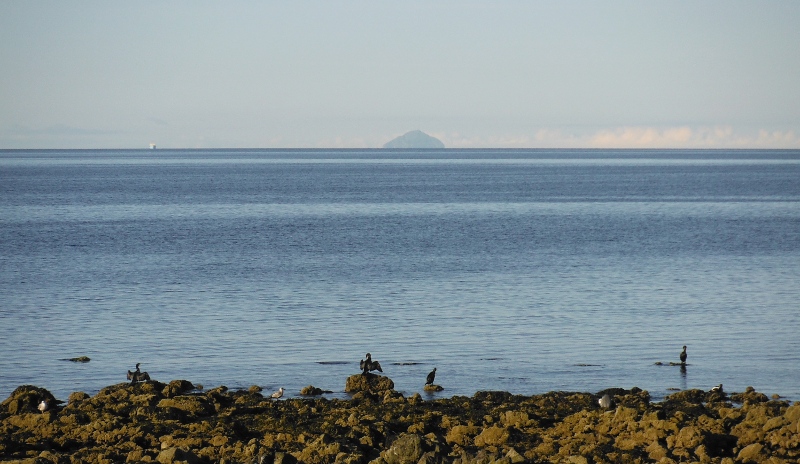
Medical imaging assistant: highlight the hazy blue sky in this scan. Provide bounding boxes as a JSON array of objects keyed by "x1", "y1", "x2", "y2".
[{"x1": 2, "y1": 1, "x2": 799, "y2": 149}]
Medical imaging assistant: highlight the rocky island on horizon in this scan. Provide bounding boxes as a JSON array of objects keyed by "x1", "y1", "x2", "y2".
[
  {"x1": 1, "y1": 375, "x2": 798, "y2": 464},
  {"x1": 383, "y1": 130, "x2": 445, "y2": 149}
]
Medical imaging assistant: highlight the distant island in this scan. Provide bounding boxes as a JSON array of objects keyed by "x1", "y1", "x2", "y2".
[{"x1": 383, "y1": 130, "x2": 445, "y2": 149}]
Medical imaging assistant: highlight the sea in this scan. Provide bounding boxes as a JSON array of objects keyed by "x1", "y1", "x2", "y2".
[{"x1": 1, "y1": 149, "x2": 799, "y2": 403}]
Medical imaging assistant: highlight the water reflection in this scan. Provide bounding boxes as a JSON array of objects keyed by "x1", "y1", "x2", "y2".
[{"x1": 680, "y1": 364, "x2": 688, "y2": 391}]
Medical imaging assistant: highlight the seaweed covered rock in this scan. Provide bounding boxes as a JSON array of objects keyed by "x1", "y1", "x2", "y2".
[
  {"x1": 1, "y1": 385, "x2": 60, "y2": 415},
  {"x1": 1, "y1": 382, "x2": 798, "y2": 463},
  {"x1": 300, "y1": 385, "x2": 333, "y2": 396},
  {"x1": 345, "y1": 373, "x2": 394, "y2": 393}
]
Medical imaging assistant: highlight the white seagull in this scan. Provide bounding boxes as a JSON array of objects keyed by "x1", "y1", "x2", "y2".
[
  {"x1": 38, "y1": 400, "x2": 48, "y2": 414},
  {"x1": 271, "y1": 387, "x2": 284, "y2": 399},
  {"x1": 598, "y1": 394, "x2": 613, "y2": 409}
]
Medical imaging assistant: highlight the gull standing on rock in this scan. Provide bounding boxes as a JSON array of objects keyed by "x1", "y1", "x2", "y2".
[
  {"x1": 271, "y1": 387, "x2": 284, "y2": 399},
  {"x1": 38, "y1": 400, "x2": 48, "y2": 414},
  {"x1": 426, "y1": 368, "x2": 437, "y2": 385},
  {"x1": 598, "y1": 394, "x2": 613, "y2": 409}
]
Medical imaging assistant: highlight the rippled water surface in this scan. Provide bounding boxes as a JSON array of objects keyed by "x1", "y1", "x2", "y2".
[{"x1": 1, "y1": 149, "x2": 799, "y2": 402}]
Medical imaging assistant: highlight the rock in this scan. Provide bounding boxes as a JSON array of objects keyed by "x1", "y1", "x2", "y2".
[
  {"x1": 445, "y1": 425, "x2": 478, "y2": 446},
  {"x1": 737, "y1": 443, "x2": 764, "y2": 463},
  {"x1": 1, "y1": 385, "x2": 59, "y2": 415},
  {"x1": 381, "y1": 433, "x2": 424, "y2": 464},
  {"x1": 474, "y1": 425, "x2": 510, "y2": 447},
  {"x1": 665, "y1": 389, "x2": 707, "y2": 404},
  {"x1": 0, "y1": 382, "x2": 795, "y2": 463},
  {"x1": 157, "y1": 447, "x2": 199, "y2": 464},
  {"x1": 423, "y1": 384, "x2": 443, "y2": 392},
  {"x1": 273, "y1": 451, "x2": 297, "y2": 464},
  {"x1": 66, "y1": 356, "x2": 91, "y2": 362},
  {"x1": 157, "y1": 396, "x2": 214, "y2": 416},
  {"x1": 784, "y1": 404, "x2": 800, "y2": 422},
  {"x1": 505, "y1": 447, "x2": 525, "y2": 463},
  {"x1": 68, "y1": 391, "x2": 90, "y2": 405},
  {"x1": 345, "y1": 373, "x2": 394, "y2": 393},
  {"x1": 300, "y1": 385, "x2": 333, "y2": 396},
  {"x1": 162, "y1": 380, "x2": 195, "y2": 397},
  {"x1": 731, "y1": 389, "x2": 769, "y2": 404}
]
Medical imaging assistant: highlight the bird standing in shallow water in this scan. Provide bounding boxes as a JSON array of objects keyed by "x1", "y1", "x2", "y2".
[
  {"x1": 680, "y1": 346, "x2": 687, "y2": 365},
  {"x1": 271, "y1": 387, "x2": 284, "y2": 399},
  {"x1": 426, "y1": 368, "x2": 437, "y2": 385}
]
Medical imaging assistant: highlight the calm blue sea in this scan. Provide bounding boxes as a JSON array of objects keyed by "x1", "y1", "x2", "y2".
[{"x1": 1, "y1": 149, "x2": 799, "y2": 403}]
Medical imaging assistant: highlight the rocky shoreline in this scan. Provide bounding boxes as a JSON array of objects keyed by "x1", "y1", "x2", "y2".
[{"x1": 1, "y1": 375, "x2": 798, "y2": 464}]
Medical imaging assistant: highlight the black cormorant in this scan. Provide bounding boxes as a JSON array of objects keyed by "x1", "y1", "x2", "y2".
[
  {"x1": 426, "y1": 368, "x2": 437, "y2": 385},
  {"x1": 360, "y1": 353, "x2": 383, "y2": 374}
]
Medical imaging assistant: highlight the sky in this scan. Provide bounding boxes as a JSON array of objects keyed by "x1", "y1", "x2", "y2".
[{"x1": 1, "y1": 1, "x2": 799, "y2": 149}]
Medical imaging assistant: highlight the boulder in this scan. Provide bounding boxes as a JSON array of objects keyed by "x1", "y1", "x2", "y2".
[
  {"x1": 345, "y1": 373, "x2": 394, "y2": 393},
  {"x1": 157, "y1": 396, "x2": 214, "y2": 416},
  {"x1": 300, "y1": 385, "x2": 333, "y2": 396},
  {"x1": 162, "y1": 380, "x2": 195, "y2": 397},
  {"x1": 423, "y1": 384, "x2": 443, "y2": 392},
  {"x1": 1, "y1": 385, "x2": 59, "y2": 415},
  {"x1": 157, "y1": 447, "x2": 200, "y2": 464},
  {"x1": 737, "y1": 443, "x2": 764, "y2": 463},
  {"x1": 68, "y1": 391, "x2": 90, "y2": 406},
  {"x1": 381, "y1": 433, "x2": 425, "y2": 464},
  {"x1": 474, "y1": 425, "x2": 510, "y2": 447}
]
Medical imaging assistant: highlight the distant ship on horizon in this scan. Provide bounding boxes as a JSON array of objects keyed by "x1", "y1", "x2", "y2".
[{"x1": 149, "y1": 143, "x2": 156, "y2": 149}]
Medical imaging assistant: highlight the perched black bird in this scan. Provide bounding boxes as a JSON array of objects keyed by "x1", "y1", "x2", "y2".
[
  {"x1": 680, "y1": 346, "x2": 687, "y2": 365},
  {"x1": 127, "y1": 363, "x2": 151, "y2": 384},
  {"x1": 359, "y1": 353, "x2": 383, "y2": 374},
  {"x1": 426, "y1": 367, "x2": 437, "y2": 385}
]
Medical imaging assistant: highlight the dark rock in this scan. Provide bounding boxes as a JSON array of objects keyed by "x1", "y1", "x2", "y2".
[
  {"x1": 300, "y1": 385, "x2": 333, "y2": 396},
  {"x1": 249, "y1": 385, "x2": 263, "y2": 394},
  {"x1": 67, "y1": 391, "x2": 90, "y2": 406},
  {"x1": 157, "y1": 396, "x2": 215, "y2": 417},
  {"x1": 1, "y1": 385, "x2": 59, "y2": 415},
  {"x1": 162, "y1": 379, "x2": 195, "y2": 397},
  {"x1": 730, "y1": 389, "x2": 769, "y2": 404},
  {"x1": 273, "y1": 451, "x2": 297, "y2": 464}
]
